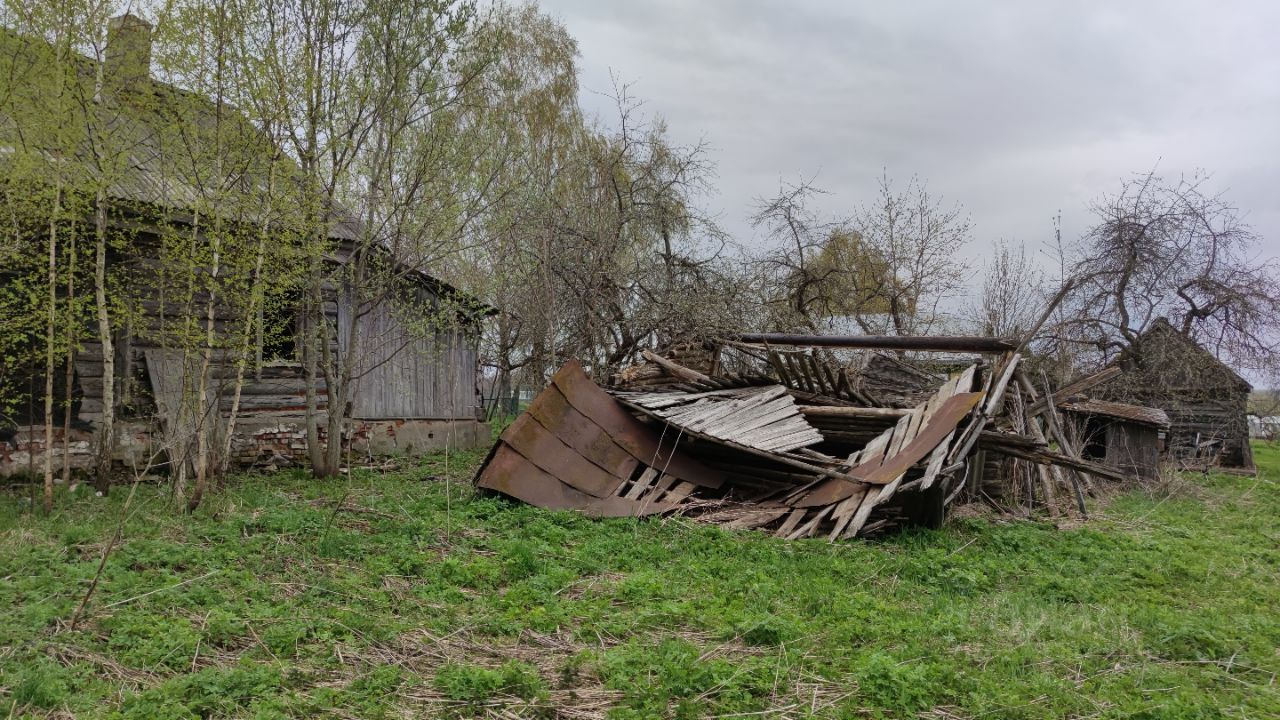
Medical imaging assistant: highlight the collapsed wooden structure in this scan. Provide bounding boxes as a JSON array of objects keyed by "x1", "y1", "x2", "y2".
[{"x1": 475, "y1": 335, "x2": 1151, "y2": 540}]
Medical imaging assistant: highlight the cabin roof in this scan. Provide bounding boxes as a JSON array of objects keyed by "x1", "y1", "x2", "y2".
[
  {"x1": 0, "y1": 23, "x2": 359, "y2": 239},
  {"x1": 1059, "y1": 399, "x2": 1171, "y2": 428},
  {"x1": 1111, "y1": 318, "x2": 1253, "y2": 392}
]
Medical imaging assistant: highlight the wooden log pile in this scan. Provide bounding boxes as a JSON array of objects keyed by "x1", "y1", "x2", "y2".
[{"x1": 474, "y1": 333, "x2": 1149, "y2": 540}]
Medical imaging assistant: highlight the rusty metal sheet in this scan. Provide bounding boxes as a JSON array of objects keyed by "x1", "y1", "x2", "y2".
[
  {"x1": 551, "y1": 360, "x2": 724, "y2": 489},
  {"x1": 527, "y1": 384, "x2": 641, "y2": 477},
  {"x1": 474, "y1": 360, "x2": 721, "y2": 517},
  {"x1": 792, "y1": 392, "x2": 983, "y2": 508},
  {"x1": 500, "y1": 413, "x2": 629, "y2": 498},
  {"x1": 477, "y1": 445, "x2": 674, "y2": 517}
]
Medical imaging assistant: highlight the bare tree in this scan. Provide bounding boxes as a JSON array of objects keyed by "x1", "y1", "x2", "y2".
[
  {"x1": 752, "y1": 172, "x2": 971, "y2": 337},
  {"x1": 533, "y1": 82, "x2": 745, "y2": 377},
  {"x1": 967, "y1": 239, "x2": 1047, "y2": 337},
  {"x1": 752, "y1": 178, "x2": 842, "y2": 332},
  {"x1": 1057, "y1": 169, "x2": 1280, "y2": 374},
  {"x1": 850, "y1": 172, "x2": 972, "y2": 335}
]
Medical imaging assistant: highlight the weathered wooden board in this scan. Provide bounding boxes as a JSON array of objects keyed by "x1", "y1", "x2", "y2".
[
  {"x1": 501, "y1": 413, "x2": 628, "y2": 498},
  {"x1": 343, "y1": 298, "x2": 479, "y2": 421},
  {"x1": 479, "y1": 446, "x2": 674, "y2": 517}
]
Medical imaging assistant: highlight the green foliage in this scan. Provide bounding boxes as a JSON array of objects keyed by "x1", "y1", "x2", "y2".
[
  {"x1": 434, "y1": 661, "x2": 546, "y2": 703},
  {"x1": 808, "y1": 228, "x2": 901, "y2": 317},
  {"x1": 9, "y1": 658, "x2": 72, "y2": 709},
  {"x1": 0, "y1": 446, "x2": 1277, "y2": 718},
  {"x1": 852, "y1": 651, "x2": 939, "y2": 716},
  {"x1": 113, "y1": 662, "x2": 284, "y2": 719}
]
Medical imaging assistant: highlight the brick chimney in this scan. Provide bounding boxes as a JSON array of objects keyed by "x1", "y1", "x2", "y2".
[{"x1": 105, "y1": 13, "x2": 152, "y2": 94}]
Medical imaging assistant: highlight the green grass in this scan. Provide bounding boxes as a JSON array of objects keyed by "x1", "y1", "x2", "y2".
[{"x1": 2, "y1": 445, "x2": 1278, "y2": 719}]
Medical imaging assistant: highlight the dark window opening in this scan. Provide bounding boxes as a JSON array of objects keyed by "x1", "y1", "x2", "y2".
[{"x1": 1080, "y1": 417, "x2": 1108, "y2": 461}]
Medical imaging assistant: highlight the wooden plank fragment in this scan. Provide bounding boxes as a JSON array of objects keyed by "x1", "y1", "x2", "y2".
[
  {"x1": 799, "y1": 406, "x2": 912, "y2": 419},
  {"x1": 775, "y1": 508, "x2": 808, "y2": 538},
  {"x1": 501, "y1": 414, "x2": 628, "y2": 498},
  {"x1": 623, "y1": 467, "x2": 659, "y2": 500},
  {"x1": 1027, "y1": 366, "x2": 1122, "y2": 416},
  {"x1": 477, "y1": 445, "x2": 675, "y2": 517},
  {"x1": 641, "y1": 349, "x2": 713, "y2": 384},
  {"x1": 551, "y1": 361, "x2": 724, "y2": 488}
]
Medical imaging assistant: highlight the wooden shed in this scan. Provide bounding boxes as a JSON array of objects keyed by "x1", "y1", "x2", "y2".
[
  {"x1": 1059, "y1": 399, "x2": 1170, "y2": 481},
  {"x1": 0, "y1": 16, "x2": 489, "y2": 477},
  {"x1": 1093, "y1": 319, "x2": 1254, "y2": 474}
]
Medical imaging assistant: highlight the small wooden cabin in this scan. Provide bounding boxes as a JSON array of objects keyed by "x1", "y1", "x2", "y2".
[
  {"x1": 1094, "y1": 318, "x2": 1254, "y2": 474},
  {"x1": 1059, "y1": 399, "x2": 1169, "y2": 480},
  {"x1": 0, "y1": 15, "x2": 489, "y2": 477}
]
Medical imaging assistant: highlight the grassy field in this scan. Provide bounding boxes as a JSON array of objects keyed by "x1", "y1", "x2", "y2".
[{"x1": 2, "y1": 445, "x2": 1278, "y2": 719}]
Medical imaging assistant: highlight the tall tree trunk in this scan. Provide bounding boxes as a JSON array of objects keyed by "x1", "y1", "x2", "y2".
[
  {"x1": 303, "y1": 257, "x2": 327, "y2": 475},
  {"x1": 221, "y1": 170, "x2": 273, "y2": 477},
  {"x1": 323, "y1": 286, "x2": 359, "y2": 476},
  {"x1": 187, "y1": 230, "x2": 221, "y2": 513},
  {"x1": 62, "y1": 219, "x2": 77, "y2": 486},
  {"x1": 93, "y1": 191, "x2": 114, "y2": 494},
  {"x1": 43, "y1": 183, "x2": 61, "y2": 514},
  {"x1": 317, "y1": 286, "x2": 343, "y2": 477},
  {"x1": 172, "y1": 210, "x2": 204, "y2": 505}
]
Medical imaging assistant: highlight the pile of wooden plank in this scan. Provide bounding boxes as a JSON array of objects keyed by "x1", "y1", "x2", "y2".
[{"x1": 473, "y1": 334, "x2": 1144, "y2": 540}]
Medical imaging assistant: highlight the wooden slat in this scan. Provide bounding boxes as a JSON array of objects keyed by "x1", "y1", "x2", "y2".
[
  {"x1": 552, "y1": 361, "x2": 724, "y2": 489},
  {"x1": 501, "y1": 413, "x2": 628, "y2": 498},
  {"x1": 623, "y1": 467, "x2": 659, "y2": 500}
]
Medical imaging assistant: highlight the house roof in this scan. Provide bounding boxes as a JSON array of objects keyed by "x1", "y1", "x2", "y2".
[
  {"x1": 1059, "y1": 399, "x2": 1171, "y2": 428},
  {"x1": 0, "y1": 24, "x2": 360, "y2": 239},
  {"x1": 0, "y1": 19, "x2": 491, "y2": 313},
  {"x1": 1115, "y1": 317, "x2": 1253, "y2": 392}
]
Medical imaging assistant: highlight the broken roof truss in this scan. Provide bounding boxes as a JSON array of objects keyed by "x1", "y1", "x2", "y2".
[{"x1": 475, "y1": 335, "x2": 1143, "y2": 540}]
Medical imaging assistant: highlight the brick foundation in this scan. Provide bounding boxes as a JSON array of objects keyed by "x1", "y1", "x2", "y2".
[{"x1": 1, "y1": 417, "x2": 490, "y2": 477}]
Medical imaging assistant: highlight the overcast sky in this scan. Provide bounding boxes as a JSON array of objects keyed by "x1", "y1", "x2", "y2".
[{"x1": 537, "y1": 0, "x2": 1280, "y2": 273}]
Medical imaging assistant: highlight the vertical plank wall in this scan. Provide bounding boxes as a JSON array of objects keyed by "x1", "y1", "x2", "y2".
[{"x1": 341, "y1": 296, "x2": 479, "y2": 420}]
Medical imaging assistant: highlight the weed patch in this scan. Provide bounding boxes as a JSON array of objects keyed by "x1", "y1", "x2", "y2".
[{"x1": 1, "y1": 445, "x2": 1277, "y2": 718}]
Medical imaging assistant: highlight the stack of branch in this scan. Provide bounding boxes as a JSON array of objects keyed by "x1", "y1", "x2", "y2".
[{"x1": 474, "y1": 334, "x2": 1140, "y2": 540}]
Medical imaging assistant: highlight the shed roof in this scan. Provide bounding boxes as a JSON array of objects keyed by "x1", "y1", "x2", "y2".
[
  {"x1": 1059, "y1": 399, "x2": 1171, "y2": 428},
  {"x1": 1114, "y1": 318, "x2": 1252, "y2": 392}
]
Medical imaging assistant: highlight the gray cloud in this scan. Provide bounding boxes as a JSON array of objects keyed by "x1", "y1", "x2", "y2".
[{"x1": 537, "y1": 0, "x2": 1280, "y2": 269}]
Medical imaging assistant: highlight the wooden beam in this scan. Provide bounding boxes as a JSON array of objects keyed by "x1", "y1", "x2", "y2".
[
  {"x1": 1028, "y1": 366, "x2": 1123, "y2": 416},
  {"x1": 1013, "y1": 277, "x2": 1076, "y2": 355},
  {"x1": 798, "y1": 406, "x2": 912, "y2": 419},
  {"x1": 640, "y1": 349, "x2": 713, "y2": 384},
  {"x1": 728, "y1": 333, "x2": 1016, "y2": 353}
]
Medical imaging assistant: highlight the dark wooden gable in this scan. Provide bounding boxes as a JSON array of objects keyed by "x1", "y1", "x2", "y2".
[{"x1": 1096, "y1": 318, "x2": 1253, "y2": 472}]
